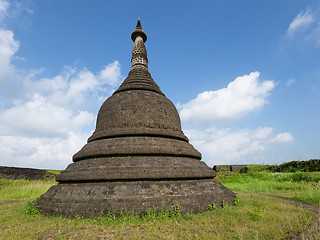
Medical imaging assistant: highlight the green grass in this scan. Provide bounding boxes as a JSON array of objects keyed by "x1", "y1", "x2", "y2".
[
  {"x1": 218, "y1": 171, "x2": 320, "y2": 205},
  {"x1": 0, "y1": 173, "x2": 319, "y2": 239},
  {"x1": 0, "y1": 192, "x2": 315, "y2": 239},
  {"x1": 0, "y1": 178, "x2": 56, "y2": 202}
]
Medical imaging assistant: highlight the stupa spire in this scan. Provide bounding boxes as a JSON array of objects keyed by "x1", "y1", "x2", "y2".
[
  {"x1": 114, "y1": 18, "x2": 163, "y2": 95},
  {"x1": 131, "y1": 18, "x2": 148, "y2": 70}
]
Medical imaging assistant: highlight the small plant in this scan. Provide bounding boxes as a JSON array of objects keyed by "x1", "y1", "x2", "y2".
[
  {"x1": 143, "y1": 209, "x2": 157, "y2": 221},
  {"x1": 24, "y1": 201, "x2": 40, "y2": 215},
  {"x1": 208, "y1": 202, "x2": 217, "y2": 211},
  {"x1": 171, "y1": 204, "x2": 180, "y2": 217},
  {"x1": 156, "y1": 209, "x2": 169, "y2": 220},
  {"x1": 250, "y1": 209, "x2": 262, "y2": 220},
  {"x1": 221, "y1": 200, "x2": 229, "y2": 208},
  {"x1": 232, "y1": 195, "x2": 240, "y2": 206},
  {"x1": 96, "y1": 207, "x2": 184, "y2": 225}
]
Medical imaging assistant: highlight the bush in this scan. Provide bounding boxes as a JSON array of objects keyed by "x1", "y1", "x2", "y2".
[
  {"x1": 24, "y1": 201, "x2": 40, "y2": 215},
  {"x1": 274, "y1": 159, "x2": 320, "y2": 172}
]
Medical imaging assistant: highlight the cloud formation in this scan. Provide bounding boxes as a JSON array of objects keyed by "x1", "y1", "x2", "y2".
[
  {"x1": 180, "y1": 71, "x2": 275, "y2": 125},
  {"x1": 286, "y1": 78, "x2": 295, "y2": 87},
  {"x1": 0, "y1": 132, "x2": 88, "y2": 169},
  {"x1": 287, "y1": 8, "x2": 315, "y2": 36},
  {"x1": 0, "y1": 0, "x2": 9, "y2": 22},
  {"x1": 185, "y1": 127, "x2": 294, "y2": 166},
  {"x1": 0, "y1": 5, "x2": 123, "y2": 169},
  {"x1": 0, "y1": 62, "x2": 122, "y2": 169},
  {"x1": 286, "y1": 7, "x2": 320, "y2": 47},
  {"x1": 0, "y1": 94, "x2": 95, "y2": 138},
  {"x1": 270, "y1": 132, "x2": 294, "y2": 144},
  {"x1": 99, "y1": 61, "x2": 122, "y2": 87},
  {"x1": 179, "y1": 72, "x2": 293, "y2": 166},
  {"x1": 0, "y1": 28, "x2": 19, "y2": 85}
]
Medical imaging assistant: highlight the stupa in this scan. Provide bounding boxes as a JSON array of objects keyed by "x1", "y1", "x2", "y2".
[{"x1": 36, "y1": 19, "x2": 235, "y2": 217}]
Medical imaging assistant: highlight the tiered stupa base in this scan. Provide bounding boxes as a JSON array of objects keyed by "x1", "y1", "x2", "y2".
[
  {"x1": 36, "y1": 156, "x2": 235, "y2": 217},
  {"x1": 36, "y1": 179, "x2": 235, "y2": 218}
]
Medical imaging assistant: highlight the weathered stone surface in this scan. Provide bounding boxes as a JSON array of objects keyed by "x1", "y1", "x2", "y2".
[
  {"x1": 73, "y1": 136, "x2": 201, "y2": 162},
  {"x1": 36, "y1": 19, "x2": 235, "y2": 217},
  {"x1": 88, "y1": 90, "x2": 187, "y2": 142},
  {"x1": 56, "y1": 156, "x2": 215, "y2": 182},
  {"x1": 213, "y1": 165, "x2": 248, "y2": 172},
  {"x1": 36, "y1": 179, "x2": 235, "y2": 218}
]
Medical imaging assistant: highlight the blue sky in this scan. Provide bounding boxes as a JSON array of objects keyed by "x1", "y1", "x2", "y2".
[{"x1": 0, "y1": 0, "x2": 319, "y2": 169}]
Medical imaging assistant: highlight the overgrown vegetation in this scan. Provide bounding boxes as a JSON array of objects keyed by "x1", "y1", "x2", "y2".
[{"x1": 0, "y1": 191, "x2": 314, "y2": 239}]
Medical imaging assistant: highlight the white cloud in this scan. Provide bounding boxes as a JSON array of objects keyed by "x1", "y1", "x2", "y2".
[
  {"x1": 0, "y1": 8, "x2": 124, "y2": 169},
  {"x1": 99, "y1": 61, "x2": 122, "y2": 87},
  {"x1": 0, "y1": 27, "x2": 26, "y2": 101},
  {"x1": 286, "y1": 78, "x2": 295, "y2": 87},
  {"x1": 185, "y1": 127, "x2": 294, "y2": 167},
  {"x1": 306, "y1": 21, "x2": 320, "y2": 46},
  {"x1": 0, "y1": 0, "x2": 9, "y2": 22},
  {"x1": 287, "y1": 8, "x2": 315, "y2": 36},
  {"x1": 270, "y1": 132, "x2": 294, "y2": 144},
  {"x1": 25, "y1": 62, "x2": 122, "y2": 109},
  {"x1": 0, "y1": 59, "x2": 122, "y2": 168},
  {"x1": 286, "y1": 7, "x2": 320, "y2": 47},
  {"x1": 179, "y1": 71, "x2": 275, "y2": 125},
  {"x1": 0, "y1": 132, "x2": 88, "y2": 169},
  {"x1": 0, "y1": 28, "x2": 19, "y2": 77},
  {"x1": 0, "y1": 0, "x2": 9, "y2": 12},
  {"x1": 0, "y1": 94, "x2": 95, "y2": 138}
]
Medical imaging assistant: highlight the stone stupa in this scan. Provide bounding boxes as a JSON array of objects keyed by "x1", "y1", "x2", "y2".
[{"x1": 36, "y1": 19, "x2": 235, "y2": 218}]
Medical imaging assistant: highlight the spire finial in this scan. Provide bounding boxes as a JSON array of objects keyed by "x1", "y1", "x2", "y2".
[
  {"x1": 131, "y1": 18, "x2": 147, "y2": 42},
  {"x1": 137, "y1": 17, "x2": 141, "y2": 28}
]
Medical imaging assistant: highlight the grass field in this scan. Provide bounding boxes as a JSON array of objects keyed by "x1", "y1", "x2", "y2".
[
  {"x1": 217, "y1": 171, "x2": 320, "y2": 205},
  {"x1": 0, "y1": 171, "x2": 319, "y2": 239}
]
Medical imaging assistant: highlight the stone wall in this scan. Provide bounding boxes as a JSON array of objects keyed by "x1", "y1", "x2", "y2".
[
  {"x1": 230, "y1": 165, "x2": 247, "y2": 172},
  {"x1": 213, "y1": 165, "x2": 247, "y2": 172},
  {"x1": 0, "y1": 166, "x2": 57, "y2": 180},
  {"x1": 213, "y1": 165, "x2": 231, "y2": 172}
]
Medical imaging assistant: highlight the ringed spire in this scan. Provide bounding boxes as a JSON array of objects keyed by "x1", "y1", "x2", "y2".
[
  {"x1": 131, "y1": 18, "x2": 147, "y2": 42},
  {"x1": 114, "y1": 18, "x2": 163, "y2": 95}
]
